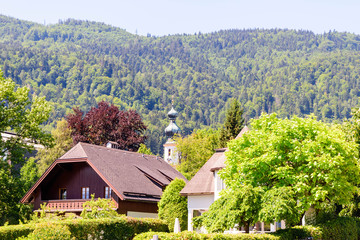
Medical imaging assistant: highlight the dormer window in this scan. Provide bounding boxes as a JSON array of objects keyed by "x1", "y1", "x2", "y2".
[{"x1": 106, "y1": 141, "x2": 121, "y2": 149}]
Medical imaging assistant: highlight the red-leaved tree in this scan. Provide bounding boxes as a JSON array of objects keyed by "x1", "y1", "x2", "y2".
[{"x1": 66, "y1": 101, "x2": 146, "y2": 151}]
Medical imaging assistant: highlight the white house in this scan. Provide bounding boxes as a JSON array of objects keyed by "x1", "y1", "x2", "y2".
[{"x1": 180, "y1": 126, "x2": 286, "y2": 232}]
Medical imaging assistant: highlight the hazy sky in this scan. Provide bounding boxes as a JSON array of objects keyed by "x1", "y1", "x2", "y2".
[{"x1": 1, "y1": 0, "x2": 360, "y2": 36}]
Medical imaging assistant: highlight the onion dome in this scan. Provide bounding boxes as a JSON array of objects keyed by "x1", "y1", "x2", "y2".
[
  {"x1": 167, "y1": 107, "x2": 178, "y2": 120},
  {"x1": 165, "y1": 105, "x2": 180, "y2": 138},
  {"x1": 165, "y1": 121, "x2": 180, "y2": 138}
]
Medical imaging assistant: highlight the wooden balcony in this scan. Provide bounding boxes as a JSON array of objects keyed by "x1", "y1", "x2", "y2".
[{"x1": 39, "y1": 198, "x2": 118, "y2": 212}]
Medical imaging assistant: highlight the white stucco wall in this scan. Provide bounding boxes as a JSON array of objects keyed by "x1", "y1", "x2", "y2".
[
  {"x1": 187, "y1": 194, "x2": 214, "y2": 231},
  {"x1": 188, "y1": 194, "x2": 214, "y2": 209}
]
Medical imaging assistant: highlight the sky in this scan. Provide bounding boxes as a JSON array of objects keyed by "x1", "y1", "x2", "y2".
[{"x1": 1, "y1": 0, "x2": 360, "y2": 36}]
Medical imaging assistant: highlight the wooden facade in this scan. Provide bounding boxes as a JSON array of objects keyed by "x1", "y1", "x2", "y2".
[
  {"x1": 22, "y1": 142, "x2": 186, "y2": 217},
  {"x1": 31, "y1": 162, "x2": 121, "y2": 212}
]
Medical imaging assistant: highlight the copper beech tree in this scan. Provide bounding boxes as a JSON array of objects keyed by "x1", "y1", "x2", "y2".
[{"x1": 66, "y1": 101, "x2": 146, "y2": 151}]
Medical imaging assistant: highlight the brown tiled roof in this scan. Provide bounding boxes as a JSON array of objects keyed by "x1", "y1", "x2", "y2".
[
  {"x1": 235, "y1": 125, "x2": 249, "y2": 140},
  {"x1": 209, "y1": 149, "x2": 227, "y2": 172},
  {"x1": 209, "y1": 126, "x2": 250, "y2": 172},
  {"x1": 180, "y1": 126, "x2": 250, "y2": 196},
  {"x1": 180, "y1": 148, "x2": 226, "y2": 196},
  {"x1": 22, "y1": 142, "x2": 186, "y2": 203}
]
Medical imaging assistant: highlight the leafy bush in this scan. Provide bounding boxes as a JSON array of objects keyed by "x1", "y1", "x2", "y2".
[
  {"x1": 65, "y1": 217, "x2": 168, "y2": 240},
  {"x1": 320, "y1": 217, "x2": 357, "y2": 240},
  {"x1": 0, "y1": 224, "x2": 34, "y2": 240},
  {"x1": 273, "y1": 225, "x2": 323, "y2": 240},
  {"x1": 134, "y1": 231, "x2": 279, "y2": 240},
  {"x1": 0, "y1": 216, "x2": 168, "y2": 240},
  {"x1": 158, "y1": 178, "x2": 188, "y2": 232},
  {"x1": 80, "y1": 195, "x2": 118, "y2": 219},
  {"x1": 354, "y1": 217, "x2": 360, "y2": 239},
  {"x1": 18, "y1": 222, "x2": 74, "y2": 240},
  {"x1": 273, "y1": 217, "x2": 357, "y2": 240}
]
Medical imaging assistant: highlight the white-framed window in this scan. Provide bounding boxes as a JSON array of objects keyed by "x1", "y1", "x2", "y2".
[{"x1": 82, "y1": 187, "x2": 90, "y2": 199}]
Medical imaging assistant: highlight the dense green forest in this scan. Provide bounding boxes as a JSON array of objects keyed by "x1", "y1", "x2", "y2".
[{"x1": 1, "y1": 15, "x2": 360, "y2": 154}]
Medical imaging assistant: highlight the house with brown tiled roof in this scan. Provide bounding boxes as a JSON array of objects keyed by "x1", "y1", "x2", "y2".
[
  {"x1": 21, "y1": 142, "x2": 186, "y2": 218},
  {"x1": 180, "y1": 126, "x2": 285, "y2": 232}
]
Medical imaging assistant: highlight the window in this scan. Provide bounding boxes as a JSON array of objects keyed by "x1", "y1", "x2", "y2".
[
  {"x1": 216, "y1": 172, "x2": 226, "y2": 191},
  {"x1": 82, "y1": 187, "x2": 90, "y2": 199},
  {"x1": 105, "y1": 186, "x2": 112, "y2": 199},
  {"x1": 59, "y1": 188, "x2": 67, "y2": 200},
  {"x1": 168, "y1": 149, "x2": 171, "y2": 157}
]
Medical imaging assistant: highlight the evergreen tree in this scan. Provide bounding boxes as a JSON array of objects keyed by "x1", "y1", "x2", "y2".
[
  {"x1": 158, "y1": 178, "x2": 188, "y2": 232},
  {"x1": 219, "y1": 99, "x2": 245, "y2": 147}
]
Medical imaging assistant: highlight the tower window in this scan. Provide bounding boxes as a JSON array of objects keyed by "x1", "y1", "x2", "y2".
[{"x1": 168, "y1": 149, "x2": 171, "y2": 156}]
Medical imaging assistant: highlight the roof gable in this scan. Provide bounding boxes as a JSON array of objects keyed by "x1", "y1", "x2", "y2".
[
  {"x1": 180, "y1": 126, "x2": 250, "y2": 196},
  {"x1": 180, "y1": 149, "x2": 225, "y2": 196},
  {"x1": 22, "y1": 142, "x2": 186, "y2": 203},
  {"x1": 59, "y1": 142, "x2": 88, "y2": 159}
]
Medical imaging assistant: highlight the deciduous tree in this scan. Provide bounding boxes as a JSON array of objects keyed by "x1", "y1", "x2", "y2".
[
  {"x1": 137, "y1": 144, "x2": 153, "y2": 155},
  {"x1": 175, "y1": 129, "x2": 221, "y2": 179},
  {"x1": 194, "y1": 185, "x2": 263, "y2": 233},
  {"x1": 222, "y1": 113, "x2": 360, "y2": 227},
  {"x1": 66, "y1": 101, "x2": 146, "y2": 151},
  {"x1": 35, "y1": 119, "x2": 73, "y2": 174},
  {"x1": 0, "y1": 71, "x2": 52, "y2": 225}
]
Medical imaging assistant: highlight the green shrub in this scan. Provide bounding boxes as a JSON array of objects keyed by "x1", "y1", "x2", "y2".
[
  {"x1": 0, "y1": 216, "x2": 168, "y2": 240},
  {"x1": 354, "y1": 217, "x2": 360, "y2": 239},
  {"x1": 64, "y1": 217, "x2": 168, "y2": 240},
  {"x1": 158, "y1": 178, "x2": 188, "y2": 232},
  {"x1": 273, "y1": 225, "x2": 323, "y2": 240},
  {"x1": 80, "y1": 195, "x2": 119, "y2": 219},
  {"x1": 273, "y1": 217, "x2": 357, "y2": 240},
  {"x1": 18, "y1": 222, "x2": 74, "y2": 240},
  {"x1": 320, "y1": 217, "x2": 357, "y2": 240},
  {"x1": 0, "y1": 224, "x2": 34, "y2": 240},
  {"x1": 134, "y1": 231, "x2": 279, "y2": 240}
]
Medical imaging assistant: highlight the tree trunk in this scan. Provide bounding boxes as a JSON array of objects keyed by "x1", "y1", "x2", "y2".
[{"x1": 244, "y1": 221, "x2": 250, "y2": 233}]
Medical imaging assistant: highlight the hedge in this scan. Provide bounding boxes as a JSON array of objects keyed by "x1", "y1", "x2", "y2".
[
  {"x1": 319, "y1": 217, "x2": 357, "y2": 240},
  {"x1": 273, "y1": 217, "x2": 357, "y2": 240},
  {"x1": 17, "y1": 222, "x2": 74, "y2": 240},
  {"x1": 273, "y1": 225, "x2": 323, "y2": 240},
  {"x1": 0, "y1": 216, "x2": 168, "y2": 240},
  {"x1": 134, "y1": 231, "x2": 280, "y2": 240},
  {"x1": 0, "y1": 224, "x2": 35, "y2": 240}
]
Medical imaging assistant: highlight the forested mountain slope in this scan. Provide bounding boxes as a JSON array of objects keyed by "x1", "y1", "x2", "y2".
[{"x1": 1, "y1": 15, "x2": 360, "y2": 154}]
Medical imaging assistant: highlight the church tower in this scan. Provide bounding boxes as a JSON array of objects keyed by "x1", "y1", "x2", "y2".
[{"x1": 163, "y1": 105, "x2": 181, "y2": 164}]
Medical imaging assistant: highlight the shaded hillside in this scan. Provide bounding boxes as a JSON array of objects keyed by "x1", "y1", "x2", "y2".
[{"x1": 1, "y1": 15, "x2": 360, "y2": 154}]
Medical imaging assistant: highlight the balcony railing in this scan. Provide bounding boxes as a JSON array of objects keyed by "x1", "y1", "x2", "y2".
[{"x1": 39, "y1": 198, "x2": 118, "y2": 212}]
